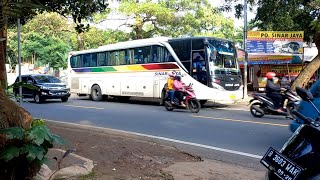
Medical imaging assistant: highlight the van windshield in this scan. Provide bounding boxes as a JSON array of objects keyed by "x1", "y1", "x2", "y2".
[{"x1": 33, "y1": 75, "x2": 61, "y2": 83}]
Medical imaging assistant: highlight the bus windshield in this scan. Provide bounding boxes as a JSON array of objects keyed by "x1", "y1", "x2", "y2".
[
  {"x1": 214, "y1": 52, "x2": 236, "y2": 68},
  {"x1": 208, "y1": 39, "x2": 238, "y2": 69}
]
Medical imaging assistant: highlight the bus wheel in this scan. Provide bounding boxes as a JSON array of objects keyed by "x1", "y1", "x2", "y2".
[
  {"x1": 200, "y1": 100, "x2": 207, "y2": 106},
  {"x1": 160, "y1": 89, "x2": 166, "y2": 106},
  {"x1": 91, "y1": 85, "x2": 102, "y2": 101}
]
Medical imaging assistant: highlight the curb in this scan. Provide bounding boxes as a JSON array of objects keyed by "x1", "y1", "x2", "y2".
[{"x1": 36, "y1": 149, "x2": 94, "y2": 180}]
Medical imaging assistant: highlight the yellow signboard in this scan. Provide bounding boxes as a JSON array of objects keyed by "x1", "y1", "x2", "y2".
[{"x1": 247, "y1": 31, "x2": 304, "y2": 40}]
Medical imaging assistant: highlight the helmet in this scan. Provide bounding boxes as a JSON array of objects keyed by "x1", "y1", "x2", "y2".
[
  {"x1": 175, "y1": 75, "x2": 181, "y2": 81},
  {"x1": 266, "y1": 72, "x2": 276, "y2": 80},
  {"x1": 168, "y1": 71, "x2": 175, "y2": 77}
]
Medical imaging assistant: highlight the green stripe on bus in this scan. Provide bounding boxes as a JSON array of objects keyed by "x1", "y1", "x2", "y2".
[{"x1": 91, "y1": 67, "x2": 116, "y2": 72}]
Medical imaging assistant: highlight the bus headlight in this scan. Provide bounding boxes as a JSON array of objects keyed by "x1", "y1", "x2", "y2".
[{"x1": 211, "y1": 82, "x2": 225, "y2": 90}]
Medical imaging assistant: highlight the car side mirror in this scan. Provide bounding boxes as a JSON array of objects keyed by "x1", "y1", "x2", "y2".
[{"x1": 27, "y1": 80, "x2": 33, "y2": 84}]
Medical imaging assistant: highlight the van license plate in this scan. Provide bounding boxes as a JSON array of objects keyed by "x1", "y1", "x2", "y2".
[{"x1": 260, "y1": 147, "x2": 302, "y2": 180}]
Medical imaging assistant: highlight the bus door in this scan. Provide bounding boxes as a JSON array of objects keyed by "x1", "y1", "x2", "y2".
[{"x1": 191, "y1": 51, "x2": 207, "y2": 85}]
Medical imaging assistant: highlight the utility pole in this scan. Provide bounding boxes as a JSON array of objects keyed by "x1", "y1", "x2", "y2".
[
  {"x1": 18, "y1": 18, "x2": 22, "y2": 106},
  {"x1": 243, "y1": 0, "x2": 248, "y2": 98}
]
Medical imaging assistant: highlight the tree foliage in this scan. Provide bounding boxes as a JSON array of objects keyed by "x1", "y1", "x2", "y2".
[
  {"x1": 70, "y1": 27, "x2": 131, "y2": 50},
  {"x1": 111, "y1": 0, "x2": 240, "y2": 40},
  {"x1": 6, "y1": 12, "x2": 131, "y2": 69}
]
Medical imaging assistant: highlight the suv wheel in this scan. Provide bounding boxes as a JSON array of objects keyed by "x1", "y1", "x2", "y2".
[
  {"x1": 61, "y1": 97, "x2": 69, "y2": 102},
  {"x1": 91, "y1": 85, "x2": 103, "y2": 101},
  {"x1": 34, "y1": 93, "x2": 43, "y2": 104}
]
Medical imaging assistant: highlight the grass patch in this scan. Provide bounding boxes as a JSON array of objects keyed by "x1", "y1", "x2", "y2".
[{"x1": 78, "y1": 172, "x2": 96, "y2": 180}]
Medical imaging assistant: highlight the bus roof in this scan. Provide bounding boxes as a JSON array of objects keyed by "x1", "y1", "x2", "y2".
[
  {"x1": 168, "y1": 36, "x2": 233, "y2": 42},
  {"x1": 69, "y1": 36, "x2": 233, "y2": 56},
  {"x1": 97, "y1": 36, "x2": 169, "y2": 50}
]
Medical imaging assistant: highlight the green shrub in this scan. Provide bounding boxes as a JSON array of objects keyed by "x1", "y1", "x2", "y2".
[{"x1": 0, "y1": 119, "x2": 65, "y2": 180}]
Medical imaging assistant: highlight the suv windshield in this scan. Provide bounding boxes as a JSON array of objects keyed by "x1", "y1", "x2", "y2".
[{"x1": 33, "y1": 75, "x2": 61, "y2": 83}]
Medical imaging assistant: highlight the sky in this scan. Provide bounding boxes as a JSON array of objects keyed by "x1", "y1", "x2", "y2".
[{"x1": 96, "y1": 0, "x2": 256, "y2": 31}]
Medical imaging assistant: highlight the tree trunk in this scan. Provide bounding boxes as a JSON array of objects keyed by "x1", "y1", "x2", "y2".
[
  {"x1": 0, "y1": 88, "x2": 33, "y2": 148},
  {"x1": 0, "y1": 26, "x2": 32, "y2": 149},
  {"x1": 77, "y1": 33, "x2": 84, "y2": 50},
  {"x1": 292, "y1": 31, "x2": 320, "y2": 90},
  {"x1": 0, "y1": 25, "x2": 7, "y2": 89}
]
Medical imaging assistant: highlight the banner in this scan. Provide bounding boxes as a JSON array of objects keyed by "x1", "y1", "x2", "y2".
[
  {"x1": 247, "y1": 31, "x2": 304, "y2": 55},
  {"x1": 261, "y1": 65, "x2": 302, "y2": 76},
  {"x1": 237, "y1": 50, "x2": 302, "y2": 65}
]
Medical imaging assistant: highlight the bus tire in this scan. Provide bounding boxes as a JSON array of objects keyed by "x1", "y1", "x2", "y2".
[
  {"x1": 160, "y1": 89, "x2": 166, "y2": 106},
  {"x1": 200, "y1": 100, "x2": 207, "y2": 106},
  {"x1": 102, "y1": 95, "x2": 108, "y2": 101},
  {"x1": 91, "y1": 85, "x2": 103, "y2": 101}
]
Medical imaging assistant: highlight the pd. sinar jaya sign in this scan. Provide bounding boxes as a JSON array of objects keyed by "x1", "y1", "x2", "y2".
[
  {"x1": 238, "y1": 31, "x2": 304, "y2": 65},
  {"x1": 247, "y1": 31, "x2": 304, "y2": 55}
]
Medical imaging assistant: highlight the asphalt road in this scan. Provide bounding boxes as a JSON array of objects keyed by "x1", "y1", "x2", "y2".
[{"x1": 21, "y1": 96, "x2": 292, "y2": 168}]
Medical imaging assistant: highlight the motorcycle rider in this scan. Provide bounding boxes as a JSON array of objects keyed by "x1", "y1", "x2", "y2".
[
  {"x1": 265, "y1": 72, "x2": 285, "y2": 112},
  {"x1": 173, "y1": 75, "x2": 186, "y2": 107},
  {"x1": 166, "y1": 71, "x2": 176, "y2": 104}
]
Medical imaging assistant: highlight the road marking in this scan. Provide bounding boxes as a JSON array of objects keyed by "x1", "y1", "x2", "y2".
[
  {"x1": 44, "y1": 119, "x2": 263, "y2": 159},
  {"x1": 64, "y1": 105, "x2": 104, "y2": 110},
  {"x1": 191, "y1": 115, "x2": 288, "y2": 127},
  {"x1": 215, "y1": 107, "x2": 249, "y2": 111}
]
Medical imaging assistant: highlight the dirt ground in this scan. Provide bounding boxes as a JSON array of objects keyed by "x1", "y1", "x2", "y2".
[{"x1": 47, "y1": 123, "x2": 264, "y2": 180}]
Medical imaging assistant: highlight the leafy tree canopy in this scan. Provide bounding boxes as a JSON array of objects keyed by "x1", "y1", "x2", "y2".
[
  {"x1": 1, "y1": 0, "x2": 109, "y2": 33},
  {"x1": 99, "y1": 0, "x2": 241, "y2": 41}
]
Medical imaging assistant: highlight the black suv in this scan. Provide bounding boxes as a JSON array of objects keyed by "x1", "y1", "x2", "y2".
[{"x1": 13, "y1": 74, "x2": 70, "y2": 103}]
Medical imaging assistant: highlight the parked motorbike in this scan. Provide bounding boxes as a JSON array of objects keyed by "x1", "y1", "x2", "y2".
[
  {"x1": 261, "y1": 87, "x2": 320, "y2": 180},
  {"x1": 249, "y1": 87, "x2": 300, "y2": 118},
  {"x1": 164, "y1": 83, "x2": 201, "y2": 113},
  {"x1": 290, "y1": 89, "x2": 320, "y2": 133}
]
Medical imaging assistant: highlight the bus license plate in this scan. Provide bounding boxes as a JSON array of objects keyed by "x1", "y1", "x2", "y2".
[
  {"x1": 260, "y1": 147, "x2": 302, "y2": 180},
  {"x1": 230, "y1": 94, "x2": 236, "y2": 100}
]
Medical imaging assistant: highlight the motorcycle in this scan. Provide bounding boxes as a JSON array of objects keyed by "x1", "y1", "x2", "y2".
[
  {"x1": 260, "y1": 87, "x2": 320, "y2": 180},
  {"x1": 289, "y1": 91, "x2": 320, "y2": 133},
  {"x1": 249, "y1": 87, "x2": 300, "y2": 118},
  {"x1": 164, "y1": 83, "x2": 201, "y2": 113}
]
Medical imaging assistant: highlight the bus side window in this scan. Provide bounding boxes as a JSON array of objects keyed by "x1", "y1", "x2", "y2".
[
  {"x1": 97, "y1": 52, "x2": 107, "y2": 66},
  {"x1": 152, "y1": 54, "x2": 158, "y2": 63},
  {"x1": 118, "y1": 50, "x2": 126, "y2": 65},
  {"x1": 109, "y1": 51, "x2": 118, "y2": 66},
  {"x1": 82, "y1": 54, "x2": 90, "y2": 67},
  {"x1": 134, "y1": 46, "x2": 151, "y2": 64},
  {"x1": 90, "y1": 53, "x2": 97, "y2": 67},
  {"x1": 128, "y1": 49, "x2": 134, "y2": 64},
  {"x1": 152, "y1": 45, "x2": 171, "y2": 63},
  {"x1": 151, "y1": 46, "x2": 159, "y2": 63},
  {"x1": 166, "y1": 55, "x2": 175, "y2": 62},
  {"x1": 71, "y1": 56, "x2": 80, "y2": 68}
]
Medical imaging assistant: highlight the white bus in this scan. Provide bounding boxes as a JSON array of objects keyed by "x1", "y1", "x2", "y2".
[{"x1": 67, "y1": 36, "x2": 243, "y2": 104}]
